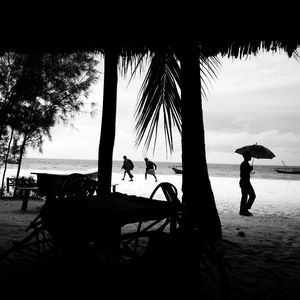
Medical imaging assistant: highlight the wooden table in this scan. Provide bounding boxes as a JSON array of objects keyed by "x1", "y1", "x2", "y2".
[
  {"x1": 88, "y1": 193, "x2": 171, "y2": 225},
  {"x1": 41, "y1": 188, "x2": 180, "y2": 261}
]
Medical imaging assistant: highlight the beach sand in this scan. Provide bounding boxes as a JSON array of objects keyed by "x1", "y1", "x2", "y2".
[{"x1": 0, "y1": 172, "x2": 299, "y2": 298}]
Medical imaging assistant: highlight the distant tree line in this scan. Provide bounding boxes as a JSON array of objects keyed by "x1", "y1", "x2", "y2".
[{"x1": 0, "y1": 52, "x2": 99, "y2": 196}]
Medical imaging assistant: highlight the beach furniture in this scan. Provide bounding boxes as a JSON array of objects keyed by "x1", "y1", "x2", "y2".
[
  {"x1": 0, "y1": 177, "x2": 229, "y2": 296},
  {"x1": 5, "y1": 176, "x2": 38, "y2": 211},
  {"x1": 31, "y1": 171, "x2": 118, "y2": 197},
  {"x1": 6, "y1": 177, "x2": 16, "y2": 193},
  {"x1": 0, "y1": 178, "x2": 184, "y2": 271},
  {"x1": 41, "y1": 182, "x2": 184, "y2": 262},
  {"x1": 120, "y1": 182, "x2": 184, "y2": 256},
  {"x1": 31, "y1": 171, "x2": 97, "y2": 197},
  {"x1": 0, "y1": 173, "x2": 97, "y2": 264}
]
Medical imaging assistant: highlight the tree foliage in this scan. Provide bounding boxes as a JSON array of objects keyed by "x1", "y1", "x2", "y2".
[
  {"x1": 0, "y1": 51, "x2": 99, "y2": 156},
  {"x1": 0, "y1": 51, "x2": 99, "y2": 195}
]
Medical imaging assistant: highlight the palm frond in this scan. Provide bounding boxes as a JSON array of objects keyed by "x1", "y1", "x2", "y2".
[
  {"x1": 292, "y1": 49, "x2": 300, "y2": 61},
  {"x1": 134, "y1": 47, "x2": 221, "y2": 155},
  {"x1": 199, "y1": 53, "x2": 221, "y2": 101},
  {"x1": 134, "y1": 48, "x2": 181, "y2": 155}
]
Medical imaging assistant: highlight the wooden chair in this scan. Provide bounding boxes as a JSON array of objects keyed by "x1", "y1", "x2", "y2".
[
  {"x1": 137, "y1": 182, "x2": 184, "y2": 233},
  {"x1": 54, "y1": 173, "x2": 97, "y2": 206},
  {"x1": 120, "y1": 182, "x2": 185, "y2": 258}
]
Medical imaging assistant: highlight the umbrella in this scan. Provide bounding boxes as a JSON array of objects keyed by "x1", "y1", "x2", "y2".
[{"x1": 235, "y1": 144, "x2": 275, "y2": 159}]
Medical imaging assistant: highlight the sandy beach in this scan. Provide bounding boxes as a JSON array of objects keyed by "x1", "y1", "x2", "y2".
[{"x1": 0, "y1": 172, "x2": 299, "y2": 298}]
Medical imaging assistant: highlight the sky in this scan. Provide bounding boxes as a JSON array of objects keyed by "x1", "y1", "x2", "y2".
[{"x1": 27, "y1": 49, "x2": 300, "y2": 166}]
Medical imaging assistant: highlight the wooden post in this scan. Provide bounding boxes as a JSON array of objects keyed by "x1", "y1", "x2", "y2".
[{"x1": 21, "y1": 188, "x2": 30, "y2": 211}]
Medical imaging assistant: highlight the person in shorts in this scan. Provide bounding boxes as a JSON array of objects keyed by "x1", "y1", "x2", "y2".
[{"x1": 144, "y1": 158, "x2": 158, "y2": 182}]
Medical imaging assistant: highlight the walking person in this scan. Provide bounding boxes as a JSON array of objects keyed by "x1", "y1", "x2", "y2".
[
  {"x1": 239, "y1": 151, "x2": 256, "y2": 216},
  {"x1": 144, "y1": 158, "x2": 158, "y2": 182},
  {"x1": 121, "y1": 155, "x2": 134, "y2": 181}
]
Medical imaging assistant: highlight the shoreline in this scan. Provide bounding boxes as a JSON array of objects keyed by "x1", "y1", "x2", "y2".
[{"x1": 3, "y1": 157, "x2": 300, "y2": 182}]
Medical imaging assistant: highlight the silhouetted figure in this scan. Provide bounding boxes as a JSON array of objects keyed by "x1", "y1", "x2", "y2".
[
  {"x1": 121, "y1": 155, "x2": 134, "y2": 181},
  {"x1": 144, "y1": 158, "x2": 158, "y2": 182},
  {"x1": 239, "y1": 151, "x2": 256, "y2": 216}
]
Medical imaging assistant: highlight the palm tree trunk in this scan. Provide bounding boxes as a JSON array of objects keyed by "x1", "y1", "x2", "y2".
[
  {"x1": 98, "y1": 50, "x2": 118, "y2": 195},
  {"x1": 178, "y1": 45, "x2": 222, "y2": 240}
]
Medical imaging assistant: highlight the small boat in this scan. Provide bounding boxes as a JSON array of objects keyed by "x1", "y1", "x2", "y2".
[
  {"x1": 171, "y1": 165, "x2": 183, "y2": 174},
  {"x1": 275, "y1": 168, "x2": 300, "y2": 174},
  {"x1": 275, "y1": 160, "x2": 300, "y2": 174}
]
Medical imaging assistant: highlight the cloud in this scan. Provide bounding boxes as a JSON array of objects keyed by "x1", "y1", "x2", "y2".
[
  {"x1": 211, "y1": 50, "x2": 300, "y2": 97},
  {"x1": 205, "y1": 129, "x2": 300, "y2": 165},
  {"x1": 204, "y1": 51, "x2": 300, "y2": 137}
]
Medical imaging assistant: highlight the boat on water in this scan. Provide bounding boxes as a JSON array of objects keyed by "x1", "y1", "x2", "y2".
[
  {"x1": 275, "y1": 167, "x2": 300, "y2": 174},
  {"x1": 275, "y1": 160, "x2": 300, "y2": 174},
  {"x1": 171, "y1": 166, "x2": 183, "y2": 174}
]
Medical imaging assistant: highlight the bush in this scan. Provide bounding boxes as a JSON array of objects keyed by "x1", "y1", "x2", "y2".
[{"x1": 17, "y1": 176, "x2": 37, "y2": 187}]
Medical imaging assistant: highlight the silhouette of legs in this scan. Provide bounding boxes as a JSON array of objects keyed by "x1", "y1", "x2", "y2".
[
  {"x1": 122, "y1": 170, "x2": 134, "y2": 181},
  {"x1": 240, "y1": 191, "x2": 248, "y2": 215},
  {"x1": 246, "y1": 185, "x2": 256, "y2": 210},
  {"x1": 240, "y1": 182, "x2": 255, "y2": 216},
  {"x1": 145, "y1": 171, "x2": 157, "y2": 182},
  {"x1": 128, "y1": 171, "x2": 134, "y2": 181}
]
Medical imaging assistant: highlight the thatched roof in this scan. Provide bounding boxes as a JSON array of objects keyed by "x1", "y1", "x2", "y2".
[{"x1": 2, "y1": 11, "x2": 300, "y2": 58}]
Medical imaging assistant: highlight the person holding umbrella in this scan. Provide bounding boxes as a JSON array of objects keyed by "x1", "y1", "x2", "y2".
[
  {"x1": 239, "y1": 151, "x2": 256, "y2": 216},
  {"x1": 235, "y1": 143, "x2": 275, "y2": 216}
]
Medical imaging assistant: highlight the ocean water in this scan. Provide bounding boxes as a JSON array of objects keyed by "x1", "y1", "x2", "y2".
[{"x1": 4, "y1": 157, "x2": 300, "y2": 181}]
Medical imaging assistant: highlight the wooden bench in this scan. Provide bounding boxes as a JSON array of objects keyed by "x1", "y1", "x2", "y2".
[
  {"x1": 6, "y1": 177, "x2": 38, "y2": 210},
  {"x1": 6, "y1": 177, "x2": 16, "y2": 193}
]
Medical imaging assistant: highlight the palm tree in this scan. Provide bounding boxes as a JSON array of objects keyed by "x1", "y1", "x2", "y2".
[
  {"x1": 179, "y1": 44, "x2": 223, "y2": 239},
  {"x1": 97, "y1": 49, "x2": 119, "y2": 195},
  {"x1": 134, "y1": 45, "x2": 222, "y2": 239},
  {"x1": 97, "y1": 46, "x2": 147, "y2": 194}
]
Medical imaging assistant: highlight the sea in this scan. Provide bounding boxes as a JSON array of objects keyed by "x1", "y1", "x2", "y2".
[{"x1": 4, "y1": 157, "x2": 300, "y2": 182}]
